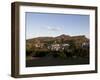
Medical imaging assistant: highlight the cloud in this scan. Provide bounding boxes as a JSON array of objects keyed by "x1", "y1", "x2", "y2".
[{"x1": 46, "y1": 26, "x2": 61, "y2": 32}]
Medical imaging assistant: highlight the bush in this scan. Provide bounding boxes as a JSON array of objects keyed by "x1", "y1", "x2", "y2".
[
  {"x1": 79, "y1": 48, "x2": 89, "y2": 57},
  {"x1": 52, "y1": 53, "x2": 59, "y2": 58},
  {"x1": 50, "y1": 51, "x2": 67, "y2": 59},
  {"x1": 73, "y1": 48, "x2": 89, "y2": 58},
  {"x1": 58, "y1": 52, "x2": 67, "y2": 59},
  {"x1": 65, "y1": 51, "x2": 73, "y2": 57},
  {"x1": 26, "y1": 50, "x2": 32, "y2": 56},
  {"x1": 32, "y1": 51, "x2": 49, "y2": 57}
]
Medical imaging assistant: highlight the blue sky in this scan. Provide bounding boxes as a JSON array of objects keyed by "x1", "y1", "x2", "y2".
[{"x1": 26, "y1": 12, "x2": 89, "y2": 39}]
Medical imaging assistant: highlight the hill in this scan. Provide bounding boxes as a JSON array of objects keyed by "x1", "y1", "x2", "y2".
[{"x1": 26, "y1": 34, "x2": 89, "y2": 44}]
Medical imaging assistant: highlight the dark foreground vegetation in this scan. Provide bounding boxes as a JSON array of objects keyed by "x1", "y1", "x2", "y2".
[
  {"x1": 26, "y1": 56, "x2": 89, "y2": 67},
  {"x1": 26, "y1": 47, "x2": 89, "y2": 67}
]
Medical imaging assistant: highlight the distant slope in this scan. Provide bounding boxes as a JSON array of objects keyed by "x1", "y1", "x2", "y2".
[{"x1": 26, "y1": 34, "x2": 89, "y2": 44}]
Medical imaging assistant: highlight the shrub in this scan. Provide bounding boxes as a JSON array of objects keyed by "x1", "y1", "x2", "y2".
[
  {"x1": 65, "y1": 51, "x2": 73, "y2": 57},
  {"x1": 58, "y1": 52, "x2": 67, "y2": 59},
  {"x1": 73, "y1": 48, "x2": 89, "y2": 58},
  {"x1": 52, "y1": 53, "x2": 59, "y2": 58},
  {"x1": 32, "y1": 51, "x2": 49, "y2": 57}
]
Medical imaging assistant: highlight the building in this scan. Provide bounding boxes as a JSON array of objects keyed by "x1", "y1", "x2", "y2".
[
  {"x1": 61, "y1": 44, "x2": 70, "y2": 50},
  {"x1": 51, "y1": 44, "x2": 60, "y2": 51},
  {"x1": 82, "y1": 42, "x2": 89, "y2": 48},
  {"x1": 35, "y1": 40, "x2": 44, "y2": 48},
  {"x1": 48, "y1": 43, "x2": 70, "y2": 51}
]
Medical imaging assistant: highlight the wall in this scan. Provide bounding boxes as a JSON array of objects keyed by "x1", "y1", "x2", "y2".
[{"x1": 0, "y1": 0, "x2": 100, "y2": 80}]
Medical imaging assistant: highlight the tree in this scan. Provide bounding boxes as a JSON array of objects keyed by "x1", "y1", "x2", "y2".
[{"x1": 68, "y1": 40, "x2": 76, "y2": 51}]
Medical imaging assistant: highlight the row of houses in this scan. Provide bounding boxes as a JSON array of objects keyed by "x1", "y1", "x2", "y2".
[
  {"x1": 34, "y1": 40, "x2": 89, "y2": 51},
  {"x1": 48, "y1": 43, "x2": 70, "y2": 51}
]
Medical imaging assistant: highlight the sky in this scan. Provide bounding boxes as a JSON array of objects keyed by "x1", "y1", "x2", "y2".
[{"x1": 26, "y1": 12, "x2": 89, "y2": 39}]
